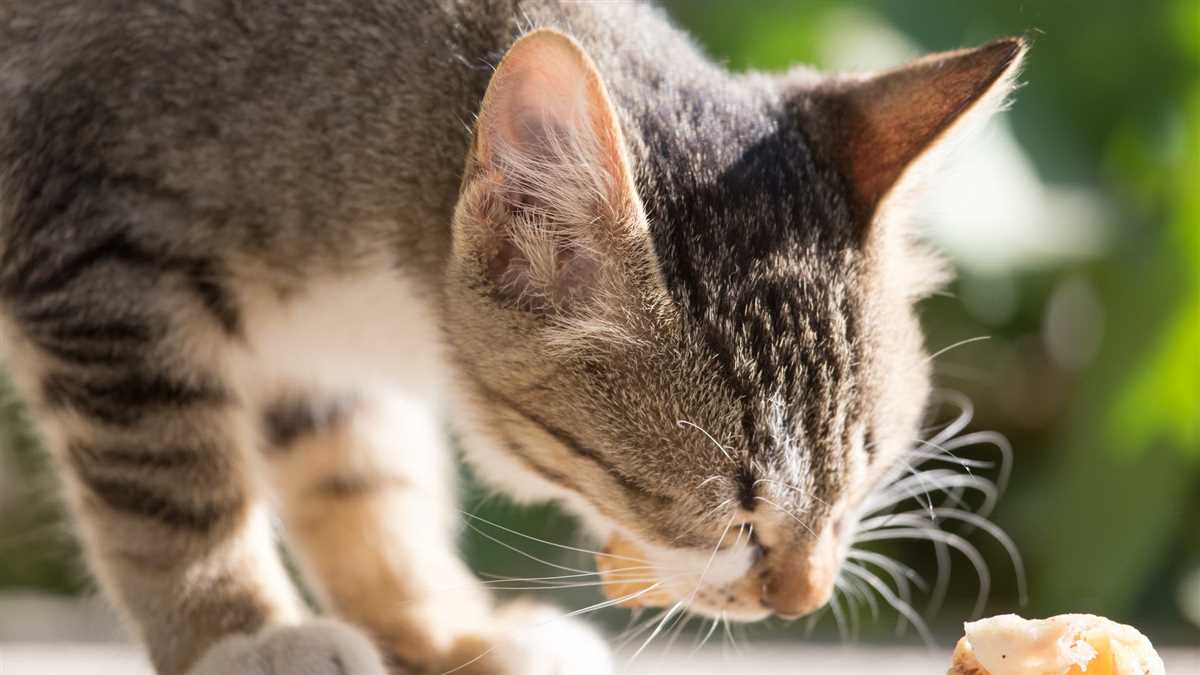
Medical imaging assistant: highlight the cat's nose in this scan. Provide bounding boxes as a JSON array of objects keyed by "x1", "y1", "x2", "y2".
[
  {"x1": 763, "y1": 553, "x2": 836, "y2": 619},
  {"x1": 762, "y1": 532, "x2": 838, "y2": 619}
]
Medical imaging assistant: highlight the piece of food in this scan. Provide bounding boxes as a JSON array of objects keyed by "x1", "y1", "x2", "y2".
[
  {"x1": 595, "y1": 532, "x2": 674, "y2": 608},
  {"x1": 948, "y1": 613, "x2": 1165, "y2": 675}
]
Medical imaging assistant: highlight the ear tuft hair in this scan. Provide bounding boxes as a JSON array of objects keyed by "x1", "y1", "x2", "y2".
[{"x1": 455, "y1": 29, "x2": 643, "y2": 314}]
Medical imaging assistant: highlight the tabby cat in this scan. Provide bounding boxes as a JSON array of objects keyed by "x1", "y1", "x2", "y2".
[{"x1": 0, "y1": 1, "x2": 1024, "y2": 673}]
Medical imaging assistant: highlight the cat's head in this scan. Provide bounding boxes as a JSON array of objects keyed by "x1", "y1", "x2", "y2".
[{"x1": 444, "y1": 29, "x2": 1024, "y2": 621}]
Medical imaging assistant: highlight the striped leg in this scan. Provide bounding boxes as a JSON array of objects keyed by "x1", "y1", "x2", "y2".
[
  {"x1": 0, "y1": 247, "x2": 388, "y2": 674},
  {"x1": 0, "y1": 342, "x2": 310, "y2": 673}
]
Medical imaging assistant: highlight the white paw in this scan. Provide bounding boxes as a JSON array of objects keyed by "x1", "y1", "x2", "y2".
[
  {"x1": 469, "y1": 601, "x2": 613, "y2": 675},
  {"x1": 186, "y1": 619, "x2": 389, "y2": 675}
]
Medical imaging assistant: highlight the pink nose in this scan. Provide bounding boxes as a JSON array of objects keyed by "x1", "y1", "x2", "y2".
[{"x1": 764, "y1": 552, "x2": 837, "y2": 618}]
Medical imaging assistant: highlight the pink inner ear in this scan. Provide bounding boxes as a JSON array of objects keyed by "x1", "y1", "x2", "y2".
[
  {"x1": 466, "y1": 30, "x2": 639, "y2": 312},
  {"x1": 476, "y1": 32, "x2": 630, "y2": 203},
  {"x1": 481, "y1": 44, "x2": 588, "y2": 161}
]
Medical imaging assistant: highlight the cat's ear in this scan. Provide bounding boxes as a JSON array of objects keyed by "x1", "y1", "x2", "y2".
[
  {"x1": 811, "y1": 37, "x2": 1027, "y2": 221},
  {"x1": 454, "y1": 28, "x2": 643, "y2": 313}
]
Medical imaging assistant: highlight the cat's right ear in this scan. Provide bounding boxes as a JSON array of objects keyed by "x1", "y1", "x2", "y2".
[{"x1": 452, "y1": 29, "x2": 644, "y2": 314}]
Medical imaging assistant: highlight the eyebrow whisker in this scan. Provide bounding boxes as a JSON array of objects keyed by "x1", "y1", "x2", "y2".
[{"x1": 677, "y1": 419, "x2": 736, "y2": 464}]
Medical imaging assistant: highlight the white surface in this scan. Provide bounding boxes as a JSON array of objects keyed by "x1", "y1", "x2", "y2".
[{"x1": 3, "y1": 643, "x2": 1198, "y2": 675}]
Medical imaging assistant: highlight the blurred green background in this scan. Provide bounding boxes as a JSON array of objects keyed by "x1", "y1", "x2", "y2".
[{"x1": 1, "y1": 0, "x2": 1197, "y2": 654}]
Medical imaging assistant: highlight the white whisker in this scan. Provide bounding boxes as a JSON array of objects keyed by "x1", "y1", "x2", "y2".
[
  {"x1": 843, "y1": 562, "x2": 934, "y2": 646},
  {"x1": 754, "y1": 496, "x2": 816, "y2": 536},
  {"x1": 940, "y1": 431, "x2": 1014, "y2": 495},
  {"x1": 627, "y1": 601, "x2": 684, "y2": 665},
  {"x1": 922, "y1": 507, "x2": 1027, "y2": 606},
  {"x1": 463, "y1": 520, "x2": 597, "y2": 575},
  {"x1": 616, "y1": 608, "x2": 667, "y2": 650},
  {"x1": 721, "y1": 613, "x2": 741, "y2": 655},
  {"x1": 692, "y1": 616, "x2": 722, "y2": 654},
  {"x1": 854, "y1": 524, "x2": 991, "y2": 617},
  {"x1": 753, "y1": 477, "x2": 830, "y2": 507},
  {"x1": 847, "y1": 549, "x2": 929, "y2": 594},
  {"x1": 922, "y1": 335, "x2": 991, "y2": 367},
  {"x1": 478, "y1": 568, "x2": 659, "y2": 584},
  {"x1": 440, "y1": 582, "x2": 665, "y2": 675},
  {"x1": 863, "y1": 471, "x2": 998, "y2": 518},
  {"x1": 926, "y1": 390, "x2": 975, "y2": 446},
  {"x1": 671, "y1": 497, "x2": 735, "y2": 544},
  {"x1": 828, "y1": 587, "x2": 849, "y2": 641},
  {"x1": 664, "y1": 611, "x2": 696, "y2": 653},
  {"x1": 462, "y1": 511, "x2": 654, "y2": 565},
  {"x1": 677, "y1": 419, "x2": 735, "y2": 464}
]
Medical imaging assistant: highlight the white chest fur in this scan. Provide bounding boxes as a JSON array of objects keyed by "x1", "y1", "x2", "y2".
[{"x1": 233, "y1": 265, "x2": 448, "y2": 408}]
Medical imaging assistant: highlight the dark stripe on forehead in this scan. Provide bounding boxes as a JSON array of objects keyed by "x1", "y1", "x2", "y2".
[{"x1": 631, "y1": 89, "x2": 861, "y2": 455}]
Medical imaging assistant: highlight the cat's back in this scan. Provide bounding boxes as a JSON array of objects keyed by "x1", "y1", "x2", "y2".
[
  {"x1": 0, "y1": 0, "x2": 712, "y2": 280},
  {"x1": 0, "y1": 0, "x2": 519, "y2": 277}
]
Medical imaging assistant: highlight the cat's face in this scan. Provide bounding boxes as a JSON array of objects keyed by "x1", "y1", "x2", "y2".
[{"x1": 444, "y1": 30, "x2": 1023, "y2": 620}]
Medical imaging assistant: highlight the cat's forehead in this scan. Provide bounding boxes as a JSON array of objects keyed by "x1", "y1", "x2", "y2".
[
  {"x1": 608, "y1": 95, "x2": 872, "y2": 491},
  {"x1": 632, "y1": 91, "x2": 862, "y2": 307}
]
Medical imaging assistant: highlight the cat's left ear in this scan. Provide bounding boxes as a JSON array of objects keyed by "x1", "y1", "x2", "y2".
[
  {"x1": 807, "y1": 37, "x2": 1027, "y2": 223},
  {"x1": 454, "y1": 29, "x2": 644, "y2": 313}
]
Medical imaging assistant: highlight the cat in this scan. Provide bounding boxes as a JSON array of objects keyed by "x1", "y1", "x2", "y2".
[{"x1": 0, "y1": 1, "x2": 1025, "y2": 673}]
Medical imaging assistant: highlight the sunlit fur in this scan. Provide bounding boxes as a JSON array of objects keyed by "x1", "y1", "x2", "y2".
[{"x1": 0, "y1": 1, "x2": 1024, "y2": 672}]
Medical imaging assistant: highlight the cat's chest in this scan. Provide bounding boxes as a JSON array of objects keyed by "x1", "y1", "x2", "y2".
[{"x1": 232, "y1": 265, "x2": 447, "y2": 403}]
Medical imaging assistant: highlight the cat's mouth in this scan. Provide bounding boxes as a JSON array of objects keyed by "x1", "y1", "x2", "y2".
[{"x1": 594, "y1": 530, "x2": 777, "y2": 622}]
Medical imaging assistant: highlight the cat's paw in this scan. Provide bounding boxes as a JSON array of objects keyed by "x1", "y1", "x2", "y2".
[
  {"x1": 442, "y1": 601, "x2": 613, "y2": 675},
  {"x1": 186, "y1": 619, "x2": 389, "y2": 675}
]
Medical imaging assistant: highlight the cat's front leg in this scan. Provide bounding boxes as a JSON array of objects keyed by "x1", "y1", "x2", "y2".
[
  {"x1": 263, "y1": 390, "x2": 612, "y2": 674},
  {"x1": 186, "y1": 620, "x2": 389, "y2": 675}
]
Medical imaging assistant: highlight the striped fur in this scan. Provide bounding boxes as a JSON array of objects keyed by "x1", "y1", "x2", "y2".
[{"x1": 0, "y1": 1, "x2": 1023, "y2": 672}]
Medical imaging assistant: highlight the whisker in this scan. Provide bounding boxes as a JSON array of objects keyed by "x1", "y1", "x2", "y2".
[
  {"x1": 684, "y1": 513, "x2": 735, "y2": 607},
  {"x1": 921, "y1": 507, "x2": 1027, "y2": 606},
  {"x1": 477, "y1": 578, "x2": 667, "y2": 591},
  {"x1": 616, "y1": 608, "x2": 668, "y2": 650},
  {"x1": 463, "y1": 520, "x2": 597, "y2": 576},
  {"x1": 847, "y1": 549, "x2": 929, "y2": 594},
  {"x1": 835, "y1": 578, "x2": 866, "y2": 638},
  {"x1": 721, "y1": 613, "x2": 741, "y2": 655},
  {"x1": 692, "y1": 616, "x2": 722, "y2": 654},
  {"x1": 753, "y1": 477, "x2": 830, "y2": 507},
  {"x1": 913, "y1": 439, "x2": 975, "y2": 476},
  {"x1": 664, "y1": 611, "x2": 696, "y2": 653},
  {"x1": 925, "y1": 390, "x2": 975, "y2": 447},
  {"x1": 677, "y1": 419, "x2": 735, "y2": 464},
  {"x1": 627, "y1": 600, "x2": 685, "y2": 665},
  {"x1": 754, "y1": 496, "x2": 816, "y2": 536},
  {"x1": 922, "y1": 335, "x2": 991, "y2": 367},
  {"x1": 670, "y1": 497, "x2": 735, "y2": 545},
  {"x1": 440, "y1": 581, "x2": 666, "y2": 675},
  {"x1": 863, "y1": 472, "x2": 998, "y2": 519},
  {"x1": 843, "y1": 562, "x2": 935, "y2": 646},
  {"x1": 478, "y1": 568, "x2": 659, "y2": 584},
  {"x1": 462, "y1": 511, "x2": 654, "y2": 565},
  {"x1": 803, "y1": 607, "x2": 822, "y2": 637},
  {"x1": 855, "y1": 524, "x2": 991, "y2": 618},
  {"x1": 908, "y1": 448, "x2": 993, "y2": 470},
  {"x1": 847, "y1": 549, "x2": 919, "y2": 633},
  {"x1": 849, "y1": 575, "x2": 881, "y2": 621},
  {"x1": 828, "y1": 587, "x2": 849, "y2": 642},
  {"x1": 940, "y1": 431, "x2": 1014, "y2": 496}
]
